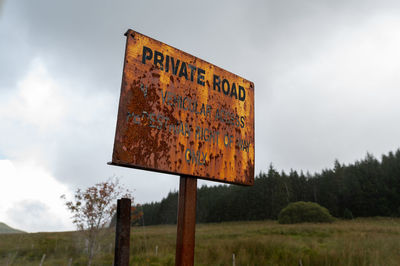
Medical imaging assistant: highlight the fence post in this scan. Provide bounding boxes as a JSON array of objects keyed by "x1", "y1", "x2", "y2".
[
  {"x1": 114, "y1": 198, "x2": 131, "y2": 266},
  {"x1": 39, "y1": 254, "x2": 46, "y2": 266}
]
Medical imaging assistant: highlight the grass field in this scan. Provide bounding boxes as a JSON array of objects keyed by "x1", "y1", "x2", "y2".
[{"x1": 0, "y1": 218, "x2": 400, "y2": 265}]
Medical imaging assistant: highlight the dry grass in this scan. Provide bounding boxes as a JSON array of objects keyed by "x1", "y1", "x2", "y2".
[{"x1": 0, "y1": 218, "x2": 399, "y2": 265}]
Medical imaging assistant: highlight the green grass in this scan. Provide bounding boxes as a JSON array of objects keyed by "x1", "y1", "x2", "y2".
[{"x1": 0, "y1": 218, "x2": 400, "y2": 265}]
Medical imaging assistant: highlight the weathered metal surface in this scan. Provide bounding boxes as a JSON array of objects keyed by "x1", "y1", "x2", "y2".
[
  {"x1": 114, "y1": 198, "x2": 131, "y2": 266},
  {"x1": 111, "y1": 29, "x2": 255, "y2": 185},
  {"x1": 175, "y1": 176, "x2": 197, "y2": 266}
]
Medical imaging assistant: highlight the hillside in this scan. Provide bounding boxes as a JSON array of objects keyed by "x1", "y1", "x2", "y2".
[{"x1": 0, "y1": 222, "x2": 25, "y2": 234}]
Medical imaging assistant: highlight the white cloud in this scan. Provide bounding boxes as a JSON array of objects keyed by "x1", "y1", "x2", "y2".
[
  {"x1": 0, "y1": 57, "x2": 118, "y2": 232},
  {"x1": 11, "y1": 58, "x2": 65, "y2": 129},
  {"x1": 0, "y1": 159, "x2": 74, "y2": 232}
]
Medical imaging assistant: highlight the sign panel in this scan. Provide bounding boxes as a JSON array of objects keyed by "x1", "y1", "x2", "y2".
[{"x1": 111, "y1": 29, "x2": 254, "y2": 185}]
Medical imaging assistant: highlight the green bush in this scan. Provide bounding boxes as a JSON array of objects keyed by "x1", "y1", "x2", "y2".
[{"x1": 278, "y1": 201, "x2": 334, "y2": 224}]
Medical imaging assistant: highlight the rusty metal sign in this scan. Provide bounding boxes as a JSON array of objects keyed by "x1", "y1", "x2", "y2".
[{"x1": 111, "y1": 29, "x2": 254, "y2": 185}]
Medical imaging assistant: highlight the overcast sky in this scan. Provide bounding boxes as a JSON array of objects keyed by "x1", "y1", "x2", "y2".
[{"x1": 1, "y1": 0, "x2": 400, "y2": 232}]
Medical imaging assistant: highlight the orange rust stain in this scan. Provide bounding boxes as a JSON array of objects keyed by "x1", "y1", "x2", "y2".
[{"x1": 112, "y1": 29, "x2": 254, "y2": 185}]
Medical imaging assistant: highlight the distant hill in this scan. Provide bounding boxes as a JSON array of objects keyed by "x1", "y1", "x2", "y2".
[{"x1": 0, "y1": 222, "x2": 25, "y2": 234}]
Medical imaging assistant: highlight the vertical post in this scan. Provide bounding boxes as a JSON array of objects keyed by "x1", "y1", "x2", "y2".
[
  {"x1": 114, "y1": 198, "x2": 131, "y2": 266},
  {"x1": 175, "y1": 176, "x2": 197, "y2": 266},
  {"x1": 39, "y1": 254, "x2": 46, "y2": 266}
]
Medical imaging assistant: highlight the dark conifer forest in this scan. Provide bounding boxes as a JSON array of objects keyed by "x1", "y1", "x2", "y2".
[{"x1": 138, "y1": 149, "x2": 400, "y2": 225}]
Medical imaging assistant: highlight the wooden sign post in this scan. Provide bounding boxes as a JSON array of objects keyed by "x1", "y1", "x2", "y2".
[
  {"x1": 175, "y1": 176, "x2": 197, "y2": 265},
  {"x1": 109, "y1": 29, "x2": 255, "y2": 266}
]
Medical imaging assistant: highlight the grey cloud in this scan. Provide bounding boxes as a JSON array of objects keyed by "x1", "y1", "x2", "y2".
[
  {"x1": 9, "y1": 0, "x2": 250, "y2": 93},
  {"x1": 2, "y1": 0, "x2": 400, "y2": 212}
]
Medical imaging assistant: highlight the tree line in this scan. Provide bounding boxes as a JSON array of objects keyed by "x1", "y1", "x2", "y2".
[{"x1": 138, "y1": 149, "x2": 400, "y2": 225}]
